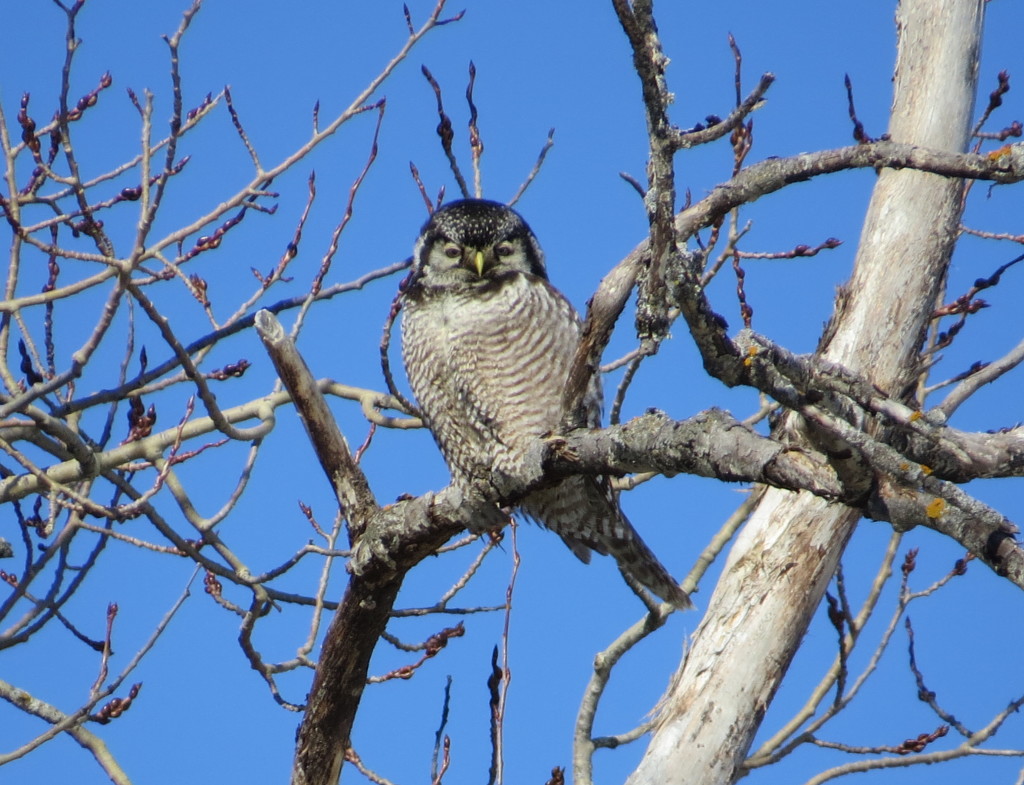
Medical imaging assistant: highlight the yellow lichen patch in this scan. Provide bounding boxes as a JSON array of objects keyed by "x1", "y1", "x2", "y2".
[
  {"x1": 909, "y1": 411, "x2": 923, "y2": 422},
  {"x1": 919, "y1": 465, "x2": 933, "y2": 476},
  {"x1": 925, "y1": 498, "x2": 946, "y2": 519},
  {"x1": 987, "y1": 145, "x2": 1012, "y2": 161},
  {"x1": 743, "y1": 345, "x2": 758, "y2": 368}
]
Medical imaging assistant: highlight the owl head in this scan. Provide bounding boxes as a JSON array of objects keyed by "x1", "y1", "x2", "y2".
[{"x1": 411, "y1": 199, "x2": 547, "y2": 287}]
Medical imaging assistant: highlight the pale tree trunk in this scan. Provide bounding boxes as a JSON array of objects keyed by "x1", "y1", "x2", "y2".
[{"x1": 626, "y1": 1, "x2": 984, "y2": 783}]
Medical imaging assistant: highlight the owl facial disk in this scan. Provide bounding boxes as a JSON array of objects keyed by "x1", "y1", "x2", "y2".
[{"x1": 414, "y1": 199, "x2": 548, "y2": 283}]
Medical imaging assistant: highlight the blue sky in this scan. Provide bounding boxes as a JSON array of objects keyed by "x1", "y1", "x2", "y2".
[{"x1": 1, "y1": 2, "x2": 1022, "y2": 784}]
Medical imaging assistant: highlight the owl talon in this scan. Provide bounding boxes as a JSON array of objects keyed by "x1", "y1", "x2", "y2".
[{"x1": 544, "y1": 435, "x2": 579, "y2": 463}]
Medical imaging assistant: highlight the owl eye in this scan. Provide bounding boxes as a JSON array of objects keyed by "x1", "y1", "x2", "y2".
[
  {"x1": 442, "y1": 242, "x2": 462, "y2": 259},
  {"x1": 495, "y1": 241, "x2": 515, "y2": 257}
]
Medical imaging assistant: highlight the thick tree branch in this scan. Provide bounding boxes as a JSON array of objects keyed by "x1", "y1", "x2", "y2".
[
  {"x1": 733, "y1": 331, "x2": 1024, "y2": 481},
  {"x1": 257, "y1": 311, "x2": 387, "y2": 785},
  {"x1": 257, "y1": 307, "x2": 500, "y2": 785},
  {"x1": 256, "y1": 311, "x2": 377, "y2": 538},
  {"x1": 545, "y1": 409, "x2": 1024, "y2": 589},
  {"x1": 550, "y1": 409, "x2": 842, "y2": 498}
]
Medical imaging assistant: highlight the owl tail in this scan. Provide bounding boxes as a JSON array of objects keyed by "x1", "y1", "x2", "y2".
[
  {"x1": 610, "y1": 527, "x2": 694, "y2": 611},
  {"x1": 522, "y1": 477, "x2": 693, "y2": 611}
]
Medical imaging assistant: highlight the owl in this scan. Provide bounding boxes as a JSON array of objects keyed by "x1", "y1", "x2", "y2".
[{"x1": 400, "y1": 199, "x2": 691, "y2": 610}]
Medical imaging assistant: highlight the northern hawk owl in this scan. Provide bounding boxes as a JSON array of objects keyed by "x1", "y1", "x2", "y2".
[{"x1": 400, "y1": 199, "x2": 690, "y2": 609}]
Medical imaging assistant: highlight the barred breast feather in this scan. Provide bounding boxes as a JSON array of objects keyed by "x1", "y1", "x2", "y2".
[{"x1": 401, "y1": 270, "x2": 691, "y2": 609}]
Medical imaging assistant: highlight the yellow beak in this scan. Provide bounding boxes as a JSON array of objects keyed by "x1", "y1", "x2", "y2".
[{"x1": 473, "y1": 249, "x2": 485, "y2": 277}]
